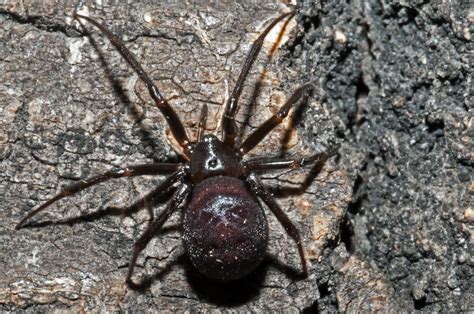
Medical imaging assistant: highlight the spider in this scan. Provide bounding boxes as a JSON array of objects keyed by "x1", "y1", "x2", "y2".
[{"x1": 16, "y1": 11, "x2": 338, "y2": 286}]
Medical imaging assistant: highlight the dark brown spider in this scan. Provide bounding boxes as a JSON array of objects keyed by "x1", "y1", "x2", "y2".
[{"x1": 16, "y1": 11, "x2": 338, "y2": 286}]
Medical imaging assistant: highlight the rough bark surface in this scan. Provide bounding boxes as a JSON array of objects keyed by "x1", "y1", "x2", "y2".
[{"x1": 0, "y1": 0, "x2": 472, "y2": 312}]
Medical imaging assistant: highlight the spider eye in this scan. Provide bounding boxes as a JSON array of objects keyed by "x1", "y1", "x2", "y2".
[{"x1": 208, "y1": 158, "x2": 218, "y2": 168}]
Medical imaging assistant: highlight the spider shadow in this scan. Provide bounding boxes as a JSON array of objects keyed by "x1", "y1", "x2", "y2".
[
  {"x1": 125, "y1": 252, "x2": 187, "y2": 292},
  {"x1": 77, "y1": 25, "x2": 168, "y2": 162},
  {"x1": 272, "y1": 94, "x2": 339, "y2": 199},
  {"x1": 123, "y1": 251, "x2": 267, "y2": 302},
  {"x1": 262, "y1": 149, "x2": 339, "y2": 199},
  {"x1": 237, "y1": 14, "x2": 295, "y2": 145},
  {"x1": 112, "y1": 235, "x2": 303, "y2": 306},
  {"x1": 183, "y1": 253, "x2": 304, "y2": 306},
  {"x1": 117, "y1": 238, "x2": 303, "y2": 304},
  {"x1": 22, "y1": 185, "x2": 176, "y2": 229},
  {"x1": 183, "y1": 260, "x2": 267, "y2": 305}
]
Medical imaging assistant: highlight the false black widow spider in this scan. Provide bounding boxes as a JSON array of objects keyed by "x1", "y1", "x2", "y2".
[{"x1": 16, "y1": 10, "x2": 338, "y2": 286}]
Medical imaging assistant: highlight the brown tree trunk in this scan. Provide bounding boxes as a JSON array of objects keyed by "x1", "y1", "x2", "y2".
[{"x1": 1, "y1": 0, "x2": 471, "y2": 312}]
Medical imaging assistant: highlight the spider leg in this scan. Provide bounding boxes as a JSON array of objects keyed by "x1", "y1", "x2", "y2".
[
  {"x1": 238, "y1": 14, "x2": 295, "y2": 143},
  {"x1": 221, "y1": 11, "x2": 295, "y2": 147},
  {"x1": 15, "y1": 163, "x2": 180, "y2": 230},
  {"x1": 105, "y1": 167, "x2": 185, "y2": 219},
  {"x1": 246, "y1": 172, "x2": 308, "y2": 277},
  {"x1": 243, "y1": 145, "x2": 339, "y2": 173},
  {"x1": 239, "y1": 84, "x2": 312, "y2": 156},
  {"x1": 39, "y1": 168, "x2": 184, "y2": 227},
  {"x1": 197, "y1": 104, "x2": 208, "y2": 142},
  {"x1": 74, "y1": 14, "x2": 192, "y2": 156},
  {"x1": 126, "y1": 182, "x2": 190, "y2": 288}
]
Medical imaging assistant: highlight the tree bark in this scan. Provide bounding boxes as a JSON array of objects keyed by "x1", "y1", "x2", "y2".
[{"x1": 1, "y1": 0, "x2": 471, "y2": 312}]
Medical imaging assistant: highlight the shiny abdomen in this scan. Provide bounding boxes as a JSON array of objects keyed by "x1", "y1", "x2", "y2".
[{"x1": 183, "y1": 176, "x2": 268, "y2": 281}]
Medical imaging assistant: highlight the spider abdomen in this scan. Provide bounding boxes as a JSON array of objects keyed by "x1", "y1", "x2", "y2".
[{"x1": 183, "y1": 176, "x2": 268, "y2": 281}]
